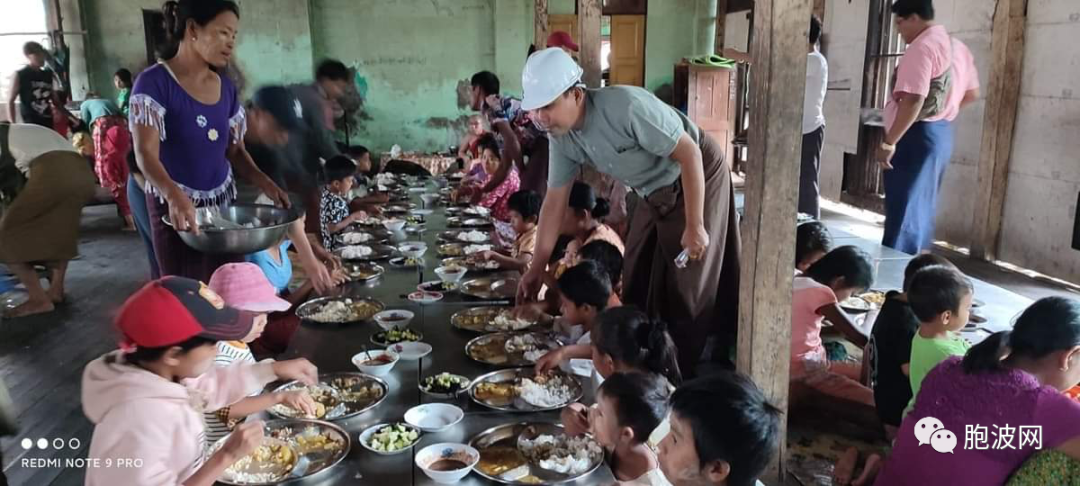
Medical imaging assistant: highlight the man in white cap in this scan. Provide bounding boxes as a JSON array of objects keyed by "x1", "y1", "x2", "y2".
[{"x1": 516, "y1": 48, "x2": 741, "y2": 375}]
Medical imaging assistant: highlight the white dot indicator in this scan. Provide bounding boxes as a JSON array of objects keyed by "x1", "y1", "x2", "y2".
[
  {"x1": 37, "y1": 438, "x2": 48, "y2": 450},
  {"x1": 20, "y1": 438, "x2": 32, "y2": 449}
]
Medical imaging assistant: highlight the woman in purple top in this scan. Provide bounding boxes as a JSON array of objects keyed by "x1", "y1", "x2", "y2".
[
  {"x1": 875, "y1": 297, "x2": 1080, "y2": 485},
  {"x1": 130, "y1": 0, "x2": 320, "y2": 285}
]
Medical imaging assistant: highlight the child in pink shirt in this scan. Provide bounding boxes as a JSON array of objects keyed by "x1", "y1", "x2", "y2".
[
  {"x1": 790, "y1": 246, "x2": 874, "y2": 408},
  {"x1": 82, "y1": 277, "x2": 319, "y2": 486}
]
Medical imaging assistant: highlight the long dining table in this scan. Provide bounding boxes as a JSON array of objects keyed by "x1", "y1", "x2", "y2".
[
  {"x1": 275, "y1": 184, "x2": 612, "y2": 485},
  {"x1": 269, "y1": 185, "x2": 1036, "y2": 484}
]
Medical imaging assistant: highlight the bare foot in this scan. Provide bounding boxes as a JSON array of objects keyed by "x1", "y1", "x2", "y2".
[
  {"x1": 852, "y1": 453, "x2": 882, "y2": 486},
  {"x1": 833, "y1": 447, "x2": 858, "y2": 486},
  {"x1": 3, "y1": 299, "x2": 55, "y2": 319}
]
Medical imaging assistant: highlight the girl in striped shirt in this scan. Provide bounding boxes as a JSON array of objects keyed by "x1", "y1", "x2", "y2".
[{"x1": 203, "y1": 263, "x2": 318, "y2": 444}]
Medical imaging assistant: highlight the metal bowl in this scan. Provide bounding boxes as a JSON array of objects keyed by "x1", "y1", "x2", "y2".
[{"x1": 162, "y1": 204, "x2": 298, "y2": 254}]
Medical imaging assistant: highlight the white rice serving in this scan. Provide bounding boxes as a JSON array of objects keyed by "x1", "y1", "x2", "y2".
[
  {"x1": 492, "y1": 313, "x2": 533, "y2": 331},
  {"x1": 457, "y1": 230, "x2": 488, "y2": 243},
  {"x1": 519, "y1": 375, "x2": 574, "y2": 408},
  {"x1": 464, "y1": 244, "x2": 493, "y2": 255},
  {"x1": 519, "y1": 434, "x2": 601, "y2": 476},
  {"x1": 342, "y1": 232, "x2": 373, "y2": 244},
  {"x1": 340, "y1": 245, "x2": 374, "y2": 259},
  {"x1": 505, "y1": 334, "x2": 546, "y2": 363}
]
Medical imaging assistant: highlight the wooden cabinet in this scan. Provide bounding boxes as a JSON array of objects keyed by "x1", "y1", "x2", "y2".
[{"x1": 673, "y1": 63, "x2": 738, "y2": 162}]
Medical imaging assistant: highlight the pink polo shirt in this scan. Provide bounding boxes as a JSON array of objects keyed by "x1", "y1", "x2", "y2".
[
  {"x1": 790, "y1": 276, "x2": 836, "y2": 379},
  {"x1": 884, "y1": 25, "x2": 979, "y2": 131}
]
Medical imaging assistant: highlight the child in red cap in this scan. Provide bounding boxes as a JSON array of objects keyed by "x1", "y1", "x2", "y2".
[
  {"x1": 203, "y1": 263, "x2": 318, "y2": 443},
  {"x1": 82, "y1": 277, "x2": 319, "y2": 486}
]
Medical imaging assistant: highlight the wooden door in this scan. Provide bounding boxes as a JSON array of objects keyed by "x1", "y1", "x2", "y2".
[
  {"x1": 548, "y1": 14, "x2": 579, "y2": 45},
  {"x1": 609, "y1": 15, "x2": 646, "y2": 87}
]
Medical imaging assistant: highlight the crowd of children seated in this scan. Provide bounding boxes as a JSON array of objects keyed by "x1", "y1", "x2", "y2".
[{"x1": 72, "y1": 143, "x2": 1080, "y2": 486}]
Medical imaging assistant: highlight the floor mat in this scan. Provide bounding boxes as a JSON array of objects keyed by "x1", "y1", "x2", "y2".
[{"x1": 787, "y1": 422, "x2": 890, "y2": 485}]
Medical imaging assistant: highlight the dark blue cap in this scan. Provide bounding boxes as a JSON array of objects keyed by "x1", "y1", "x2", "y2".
[{"x1": 252, "y1": 85, "x2": 303, "y2": 131}]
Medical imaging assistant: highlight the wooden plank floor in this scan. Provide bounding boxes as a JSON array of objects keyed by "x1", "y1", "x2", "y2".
[
  {"x1": 1, "y1": 204, "x2": 1076, "y2": 486},
  {"x1": 1, "y1": 206, "x2": 147, "y2": 486}
]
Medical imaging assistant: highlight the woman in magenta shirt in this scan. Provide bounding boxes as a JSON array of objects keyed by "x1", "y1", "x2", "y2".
[{"x1": 875, "y1": 297, "x2": 1080, "y2": 485}]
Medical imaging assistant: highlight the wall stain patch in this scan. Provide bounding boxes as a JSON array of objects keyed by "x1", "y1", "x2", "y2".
[{"x1": 456, "y1": 79, "x2": 472, "y2": 109}]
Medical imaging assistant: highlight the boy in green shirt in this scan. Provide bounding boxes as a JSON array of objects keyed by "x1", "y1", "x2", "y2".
[{"x1": 906, "y1": 265, "x2": 974, "y2": 414}]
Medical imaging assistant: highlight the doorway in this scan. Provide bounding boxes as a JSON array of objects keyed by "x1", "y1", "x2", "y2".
[
  {"x1": 607, "y1": 15, "x2": 645, "y2": 87},
  {"x1": 547, "y1": 12, "x2": 645, "y2": 88},
  {"x1": 142, "y1": 9, "x2": 165, "y2": 65}
]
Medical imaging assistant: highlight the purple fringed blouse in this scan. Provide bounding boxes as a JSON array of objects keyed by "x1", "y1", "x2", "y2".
[{"x1": 129, "y1": 63, "x2": 246, "y2": 207}]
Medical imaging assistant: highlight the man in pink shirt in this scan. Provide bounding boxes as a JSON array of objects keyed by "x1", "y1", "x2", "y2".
[{"x1": 876, "y1": 0, "x2": 980, "y2": 254}]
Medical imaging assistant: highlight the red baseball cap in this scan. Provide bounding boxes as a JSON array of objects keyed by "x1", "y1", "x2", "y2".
[
  {"x1": 547, "y1": 31, "x2": 580, "y2": 52},
  {"x1": 116, "y1": 277, "x2": 256, "y2": 350}
]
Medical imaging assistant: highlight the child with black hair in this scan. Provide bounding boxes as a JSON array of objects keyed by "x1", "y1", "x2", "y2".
[
  {"x1": 579, "y1": 240, "x2": 624, "y2": 300},
  {"x1": 535, "y1": 261, "x2": 613, "y2": 373},
  {"x1": 591, "y1": 372, "x2": 673, "y2": 485},
  {"x1": 479, "y1": 190, "x2": 541, "y2": 272},
  {"x1": 795, "y1": 221, "x2": 832, "y2": 273},
  {"x1": 510, "y1": 239, "x2": 624, "y2": 328},
  {"x1": 904, "y1": 265, "x2": 973, "y2": 414},
  {"x1": 876, "y1": 297, "x2": 1080, "y2": 485},
  {"x1": 658, "y1": 371, "x2": 780, "y2": 486},
  {"x1": 114, "y1": 68, "x2": 133, "y2": 116},
  {"x1": 867, "y1": 254, "x2": 955, "y2": 434},
  {"x1": 82, "y1": 277, "x2": 319, "y2": 486},
  {"x1": 344, "y1": 145, "x2": 390, "y2": 214},
  {"x1": 561, "y1": 306, "x2": 683, "y2": 443},
  {"x1": 319, "y1": 155, "x2": 367, "y2": 251},
  {"x1": 790, "y1": 246, "x2": 875, "y2": 407},
  {"x1": 514, "y1": 182, "x2": 624, "y2": 320},
  {"x1": 555, "y1": 181, "x2": 624, "y2": 278}
]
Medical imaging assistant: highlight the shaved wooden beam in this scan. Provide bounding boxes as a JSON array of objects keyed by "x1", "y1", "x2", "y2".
[
  {"x1": 715, "y1": 0, "x2": 729, "y2": 52},
  {"x1": 737, "y1": 0, "x2": 813, "y2": 479},
  {"x1": 534, "y1": 0, "x2": 549, "y2": 51},
  {"x1": 972, "y1": 0, "x2": 1028, "y2": 261},
  {"x1": 578, "y1": 0, "x2": 602, "y2": 87}
]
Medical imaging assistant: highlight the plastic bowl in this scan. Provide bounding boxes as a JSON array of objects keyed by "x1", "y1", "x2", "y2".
[
  {"x1": 373, "y1": 309, "x2": 415, "y2": 331},
  {"x1": 404, "y1": 403, "x2": 464, "y2": 433},
  {"x1": 383, "y1": 219, "x2": 407, "y2": 232},
  {"x1": 420, "y1": 193, "x2": 441, "y2": 206},
  {"x1": 398, "y1": 241, "x2": 428, "y2": 259},
  {"x1": 360, "y1": 423, "x2": 422, "y2": 456},
  {"x1": 415, "y1": 443, "x2": 480, "y2": 484},
  {"x1": 351, "y1": 349, "x2": 400, "y2": 376},
  {"x1": 434, "y1": 266, "x2": 468, "y2": 284}
]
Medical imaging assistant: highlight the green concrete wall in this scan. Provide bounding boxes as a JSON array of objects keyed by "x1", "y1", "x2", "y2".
[
  {"x1": 550, "y1": 0, "x2": 576, "y2": 15},
  {"x1": 81, "y1": 0, "x2": 703, "y2": 152},
  {"x1": 309, "y1": 0, "x2": 532, "y2": 153},
  {"x1": 83, "y1": 0, "x2": 314, "y2": 100},
  {"x1": 644, "y1": 0, "x2": 700, "y2": 93}
]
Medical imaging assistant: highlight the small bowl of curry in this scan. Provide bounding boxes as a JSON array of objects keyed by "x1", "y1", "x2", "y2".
[{"x1": 351, "y1": 349, "x2": 400, "y2": 376}]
